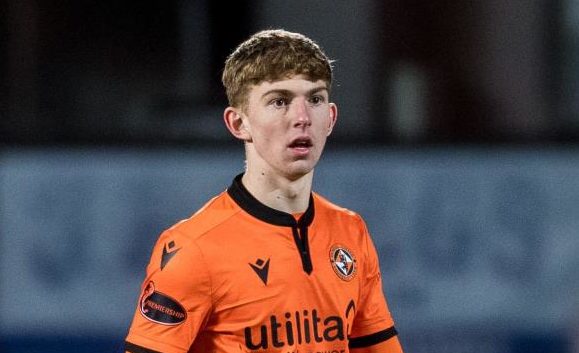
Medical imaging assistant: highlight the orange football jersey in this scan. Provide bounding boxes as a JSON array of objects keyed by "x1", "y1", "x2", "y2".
[{"x1": 125, "y1": 174, "x2": 401, "y2": 353}]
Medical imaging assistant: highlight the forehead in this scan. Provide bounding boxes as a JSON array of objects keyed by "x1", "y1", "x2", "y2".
[{"x1": 248, "y1": 75, "x2": 329, "y2": 99}]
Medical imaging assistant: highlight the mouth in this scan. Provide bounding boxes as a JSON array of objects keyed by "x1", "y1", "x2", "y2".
[
  {"x1": 288, "y1": 137, "x2": 313, "y2": 156},
  {"x1": 288, "y1": 137, "x2": 313, "y2": 149}
]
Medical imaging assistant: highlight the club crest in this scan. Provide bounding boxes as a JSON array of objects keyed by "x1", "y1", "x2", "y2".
[{"x1": 329, "y1": 245, "x2": 357, "y2": 281}]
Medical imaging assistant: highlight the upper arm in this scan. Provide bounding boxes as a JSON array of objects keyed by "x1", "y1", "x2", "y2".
[
  {"x1": 125, "y1": 230, "x2": 212, "y2": 353},
  {"x1": 350, "y1": 216, "x2": 402, "y2": 351}
]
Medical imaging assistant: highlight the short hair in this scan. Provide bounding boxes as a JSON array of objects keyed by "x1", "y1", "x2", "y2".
[{"x1": 222, "y1": 29, "x2": 334, "y2": 109}]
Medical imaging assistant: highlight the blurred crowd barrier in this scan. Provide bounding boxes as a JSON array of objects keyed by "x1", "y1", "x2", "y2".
[{"x1": 0, "y1": 147, "x2": 577, "y2": 353}]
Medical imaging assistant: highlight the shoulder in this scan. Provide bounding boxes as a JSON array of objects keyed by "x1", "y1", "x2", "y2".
[
  {"x1": 312, "y1": 192, "x2": 366, "y2": 226},
  {"x1": 312, "y1": 192, "x2": 375, "y2": 258},
  {"x1": 150, "y1": 191, "x2": 242, "y2": 262},
  {"x1": 145, "y1": 191, "x2": 242, "y2": 276},
  {"x1": 168, "y1": 190, "x2": 241, "y2": 241}
]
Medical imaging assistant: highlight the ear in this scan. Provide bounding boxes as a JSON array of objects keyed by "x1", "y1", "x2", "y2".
[
  {"x1": 326, "y1": 103, "x2": 338, "y2": 136},
  {"x1": 223, "y1": 107, "x2": 251, "y2": 141}
]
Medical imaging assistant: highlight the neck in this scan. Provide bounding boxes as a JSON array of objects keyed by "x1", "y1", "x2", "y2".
[{"x1": 241, "y1": 169, "x2": 313, "y2": 214}]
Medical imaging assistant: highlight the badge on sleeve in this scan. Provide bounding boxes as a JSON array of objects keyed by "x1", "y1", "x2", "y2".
[{"x1": 139, "y1": 281, "x2": 187, "y2": 325}]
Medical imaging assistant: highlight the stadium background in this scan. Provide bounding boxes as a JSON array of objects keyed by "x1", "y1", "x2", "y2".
[{"x1": 1, "y1": 1, "x2": 578, "y2": 352}]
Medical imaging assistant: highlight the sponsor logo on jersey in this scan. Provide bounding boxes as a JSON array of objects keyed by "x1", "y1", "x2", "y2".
[
  {"x1": 139, "y1": 281, "x2": 186, "y2": 325},
  {"x1": 329, "y1": 245, "x2": 357, "y2": 281},
  {"x1": 244, "y1": 300, "x2": 356, "y2": 350}
]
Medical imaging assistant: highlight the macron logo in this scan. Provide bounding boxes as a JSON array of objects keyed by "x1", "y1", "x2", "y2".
[
  {"x1": 249, "y1": 258, "x2": 270, "y2": 285},
  {"x1": 160, "y1": 241, "x2": 181, "y2": 270}
]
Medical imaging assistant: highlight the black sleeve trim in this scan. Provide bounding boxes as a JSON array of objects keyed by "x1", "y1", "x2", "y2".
[
  {"x1": 125, "y1": 341, "x2": 163, "y2": 353},
  {"x1": 348, "y1": 326, "x2": 398, "y2": 348}
]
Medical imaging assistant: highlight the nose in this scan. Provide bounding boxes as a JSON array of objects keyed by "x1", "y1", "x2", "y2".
[{"x1": 292, "y1": 98, "x2": 312, "y2": 128}]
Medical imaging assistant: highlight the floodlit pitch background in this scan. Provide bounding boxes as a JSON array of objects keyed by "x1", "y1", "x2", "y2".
[{"x1": 1, "y1": 1, "x2": 579, "y2": 353}]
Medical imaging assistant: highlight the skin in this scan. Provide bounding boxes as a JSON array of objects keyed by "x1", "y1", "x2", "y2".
[
  {"x1": 224, "y1": 74, "x2": 338, "y2": 214},
  {"x1": 125, "y1": 76, "x2": 402, "y2": 353},
  {"x1": 225, "y1": 75, "x2": 405, "y2": 353}
]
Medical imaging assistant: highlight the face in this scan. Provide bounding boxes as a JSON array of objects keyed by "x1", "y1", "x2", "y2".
[{"x1": 225, "y1": 75, "x2": 337, "y2": 181}]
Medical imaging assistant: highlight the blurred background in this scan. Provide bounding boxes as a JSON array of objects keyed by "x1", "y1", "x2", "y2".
[{"x1": 1, "y1": 1, "x2": 578, "y2": 352}]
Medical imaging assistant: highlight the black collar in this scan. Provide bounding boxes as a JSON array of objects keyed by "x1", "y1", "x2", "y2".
[{"x1": 227, "y1": 174, "x2": 315, "y2": 227}]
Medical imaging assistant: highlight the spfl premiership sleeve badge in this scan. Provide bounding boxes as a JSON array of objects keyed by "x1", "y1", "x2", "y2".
[{"x1": 139, "y1": 281, "x2": 187, "y2": 325}]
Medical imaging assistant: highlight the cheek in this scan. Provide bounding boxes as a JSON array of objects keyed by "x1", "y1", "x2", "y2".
[
  {"x1": 252, "y1": 124, "x2": 282, "y2": 152},
  {"x1": 314, "y1": 115, "x2": 333, "y2": 134},
  {"x1": 254, "y1": 124, "x2": 274, "y2": 141},
  {"x1": 253, "y1": 119, "x2": 284, "y2": 139}
]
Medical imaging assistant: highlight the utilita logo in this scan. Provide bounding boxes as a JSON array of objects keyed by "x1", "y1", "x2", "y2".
[{"x1": 244, "y1": 301, "x2": 355, "y2": 350}]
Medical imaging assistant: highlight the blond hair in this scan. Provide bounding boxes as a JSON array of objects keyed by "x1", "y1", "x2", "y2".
[{"x1": 222, "y1": 29, "x2": 333, "y2": 109}]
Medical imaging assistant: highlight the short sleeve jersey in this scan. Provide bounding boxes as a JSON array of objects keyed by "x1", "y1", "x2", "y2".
[{"x1": 125, "y1": 174, "x2": 399, "y2": 353}]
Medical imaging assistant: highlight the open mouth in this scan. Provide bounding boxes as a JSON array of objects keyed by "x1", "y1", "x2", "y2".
[{"x1": 289, "y1": 138, "x2": 313, "y2": 148}]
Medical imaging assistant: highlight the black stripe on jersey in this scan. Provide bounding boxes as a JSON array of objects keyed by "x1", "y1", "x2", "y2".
[
  {"x1": 348, "y1": 326, "x2": 398, "y2": 348},
  {"x1": 228, "y1": 173, "x2": 315, "y2": 275},
  {"x1": 125, "y1": 341, "x2": 163, "y2": 353}
]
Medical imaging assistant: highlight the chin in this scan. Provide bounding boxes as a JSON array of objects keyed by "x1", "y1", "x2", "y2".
[{"x1": 284, "y1": 162, "x2": 316, "y2": 180}]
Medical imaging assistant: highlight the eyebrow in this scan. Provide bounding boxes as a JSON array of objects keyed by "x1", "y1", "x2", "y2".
[{"x1": 261, "y1": 86, "x2": 328, "y2": 100}]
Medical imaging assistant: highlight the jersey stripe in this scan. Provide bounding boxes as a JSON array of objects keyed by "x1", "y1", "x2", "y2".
[
  {"x1": 125, "y1": 341, "x2": 163, "y2": 353},
  {"x1": 228, "y1": 173, "x2": 315, "y2": 274},
  {"x1": 348, "y1": 326, "x2": 398, "y2": 348}
]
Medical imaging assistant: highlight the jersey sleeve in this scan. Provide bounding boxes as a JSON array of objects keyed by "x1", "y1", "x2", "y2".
[
  {"x1": 125, "y1": 229, "x2": 212, "y2": 353},
  {"x1": 349, "y1": 216, "x2": 401, "y2": 350}
]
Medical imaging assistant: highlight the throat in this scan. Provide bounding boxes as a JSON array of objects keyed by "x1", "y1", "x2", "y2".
[
  {"x1": 242, "y1": 172, "x2": 312, "y2": 214},
  {"x1": 271, "y1": 191, "x2": 309, "y2": 214}
]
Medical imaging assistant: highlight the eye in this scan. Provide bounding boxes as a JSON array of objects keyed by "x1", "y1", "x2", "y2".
[
  {"x1": 270, "y1": 97, "x2": 289, "y2": 108},
  {"x1": 309, "y1": 95, "x2": 325, "y2": 105}
]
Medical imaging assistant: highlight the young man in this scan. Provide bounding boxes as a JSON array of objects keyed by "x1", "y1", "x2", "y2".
[{"x1": 124, "y1": 29, "x2": 403, "y2": 353}]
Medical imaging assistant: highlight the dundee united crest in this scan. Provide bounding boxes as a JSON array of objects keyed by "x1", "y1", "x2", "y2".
[{"x1": 329, "y1": 245, "x2": 357, "y2": 281}]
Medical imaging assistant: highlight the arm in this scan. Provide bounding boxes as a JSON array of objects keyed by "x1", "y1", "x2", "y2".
[
  {"x1": 125, "y1": 230, "x2": 212, "y2": 353},
  {"x1": 349, "y1": 216, "x2": 404, "y2": 353}
]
